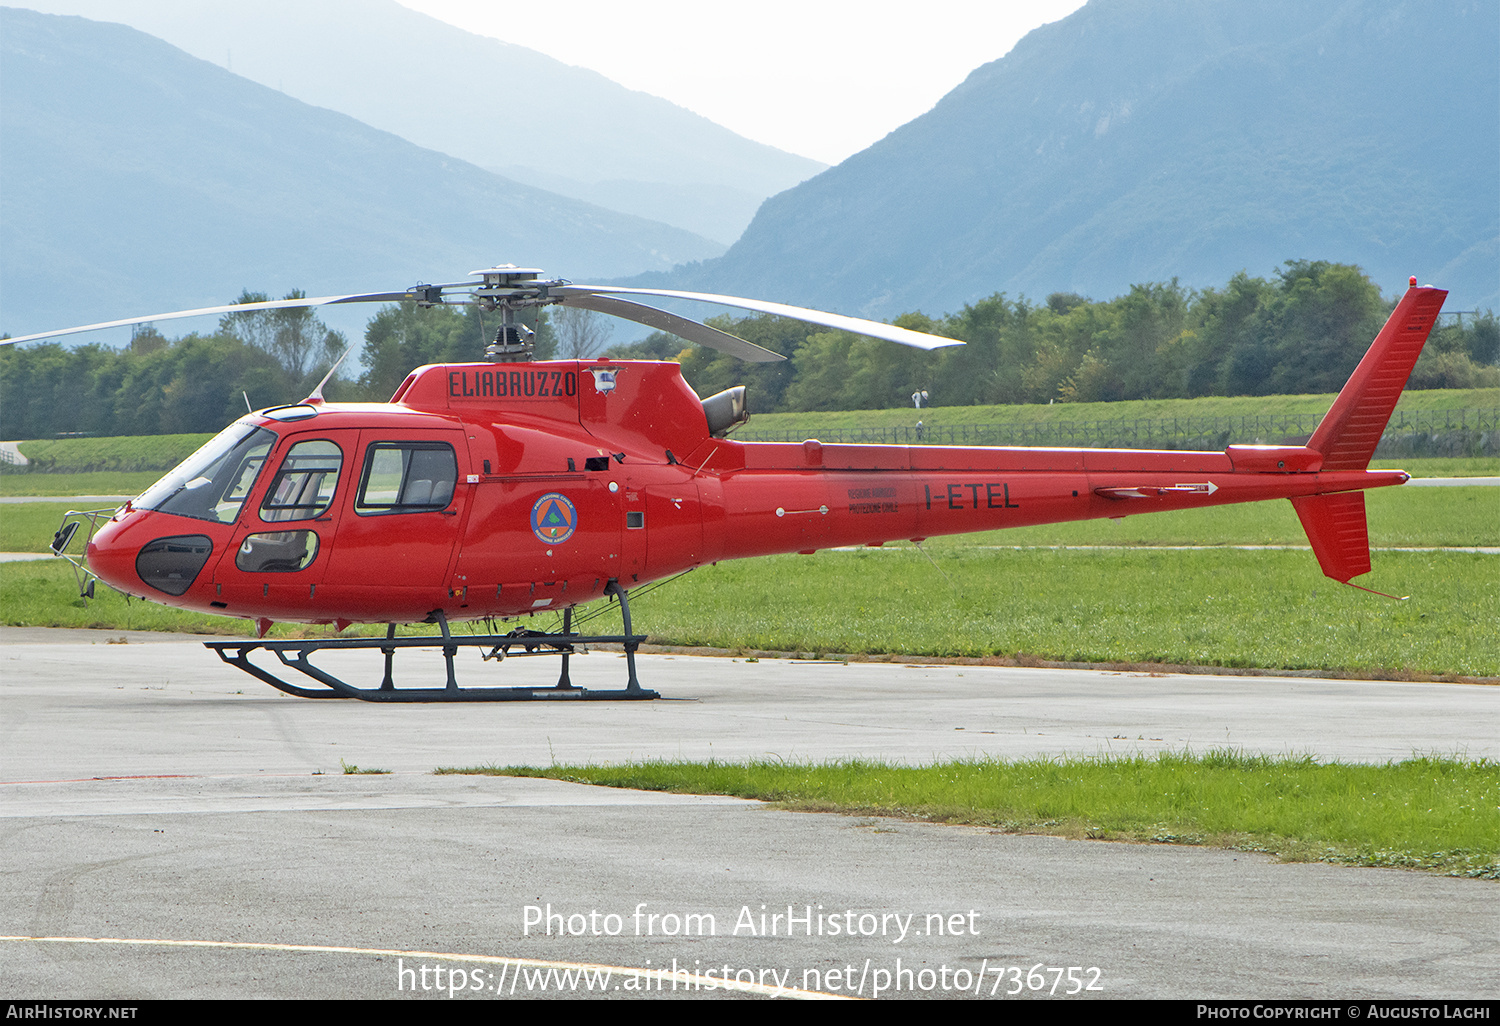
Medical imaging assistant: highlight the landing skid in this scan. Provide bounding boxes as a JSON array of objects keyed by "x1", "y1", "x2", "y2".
[{"x1": 204, "y1": 584, "x2": 659, "y2": 702}]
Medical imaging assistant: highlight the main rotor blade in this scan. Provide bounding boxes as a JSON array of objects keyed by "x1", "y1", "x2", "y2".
[
  {"x1": 556, "y1": 293, "x2": 785, "y2": 363},
  {"x1": 557, "y1": 286, "x2": 963, "y2": 351},
  {"x1": 0, "y1": 290, "x2": 434, "y2": 346}
]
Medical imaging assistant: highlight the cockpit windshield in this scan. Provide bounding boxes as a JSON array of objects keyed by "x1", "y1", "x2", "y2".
[{"x1": 135, "y1": 420, "x2": 276, "y2": 524}]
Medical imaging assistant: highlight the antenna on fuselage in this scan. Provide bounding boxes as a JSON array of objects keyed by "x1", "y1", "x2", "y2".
[{"x1": 304, "y1": 348, "x2": 350, "y2": 404}]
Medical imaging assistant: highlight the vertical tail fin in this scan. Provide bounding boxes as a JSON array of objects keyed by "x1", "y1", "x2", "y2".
[
  {"x1": 1291, "y1": 492, "x2": 1370, "y2": 582},
  {"x1": 1305, "y1": 284, "x2": 1446, "y2": 471},
  {"x1": 1294, "y1": 282, "x2": 1445, "y2": 587}
]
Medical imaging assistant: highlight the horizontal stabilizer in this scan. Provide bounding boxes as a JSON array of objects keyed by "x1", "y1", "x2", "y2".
[
  {"x1": 1290, "y1": 492, "x2": 1370, "y2": 582},
  {"x1": 1307, "y1": 286, "x2": 1446, "y2": 470}
]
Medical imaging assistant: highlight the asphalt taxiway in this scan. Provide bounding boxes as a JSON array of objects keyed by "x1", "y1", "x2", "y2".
[{"x1": 2, "y1": 627, "x2": 1495, "y2": 1000}]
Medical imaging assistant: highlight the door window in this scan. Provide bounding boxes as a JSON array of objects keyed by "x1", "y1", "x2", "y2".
[
  {"x1": 259, "y1": 440, "x2": 343, "y2": 522},
  {"x1": 355, "y1": 442, "x2": 458, "y2": 515},
  {"x1": 235, "y1": 530, "x2": 319, "y2": 573}
]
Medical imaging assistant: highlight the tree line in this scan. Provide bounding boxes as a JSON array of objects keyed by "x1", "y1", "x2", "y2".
[
  {"x1": 628, "y1": 261, "x2": 1497, "y2": 415},
  {"x1": 2, "y1": 262, "x2": 1495, "y2": 440}
]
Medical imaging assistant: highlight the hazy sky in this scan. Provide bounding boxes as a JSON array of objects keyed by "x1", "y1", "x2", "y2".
[{"x1": 397, "y1": 0, "x2": 1088, "y2": 165}]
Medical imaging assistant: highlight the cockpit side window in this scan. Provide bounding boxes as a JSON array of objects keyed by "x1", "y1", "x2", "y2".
[
  {"x1": 259, "y1": 440, "x2": 343, "y2": 522},
  {"x1": 355, "y1": 442, "x2": 457, "y2": 515}
]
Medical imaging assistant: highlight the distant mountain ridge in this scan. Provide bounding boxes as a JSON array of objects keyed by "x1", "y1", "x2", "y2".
[
  {"x1": 645, "y1": 0, "x2": 1499, "y2": 317},
  {"x1": 0, "y1": 7, "x2": 727, "y2": 338},
  {"x1": 11, "y1": 0, "x2": 827, "y2": 243}
]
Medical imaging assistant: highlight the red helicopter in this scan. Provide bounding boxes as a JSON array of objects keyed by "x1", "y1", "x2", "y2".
[{"x1": 19, "y1": 266, "x2": 1446, "y2": 702}]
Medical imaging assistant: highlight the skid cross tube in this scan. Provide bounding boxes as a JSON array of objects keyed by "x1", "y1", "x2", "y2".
[{"x1": 204, "y1": 585, "x2": 657, "y2": 702}]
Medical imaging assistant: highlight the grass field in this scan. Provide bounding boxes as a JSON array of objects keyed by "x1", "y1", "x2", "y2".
[
  {"x1": 4, "y1": 387, "x2": 1494, "y2": 476},
  {"x1": 447, "y1": 754, "x2": 1498, "y2": 878},
  {"x1": 5, "y1": 544, "x2": 1494, "y2": 675},
  {"x1": 746, "y1": 387, "x2": 1499, "y2": 432},
  {"x1": 1368, "y1": 457, "x2": 1499, "y2": 477},
  {"x1": 3, "y1": 480, "x2": 1494, "y2": 674},
  {"x1": 0, "y1": 470, "x2": 164, "y2": 497},
  {"x1": 4, "y1": 433, "x2": 211, "y2": 474},
  {"x1": 592, "y1": 548, "x2": 1497, "y2": 677},
  {"x1": 2, "y1": 447, "x2": 1493, "y2": 676}
]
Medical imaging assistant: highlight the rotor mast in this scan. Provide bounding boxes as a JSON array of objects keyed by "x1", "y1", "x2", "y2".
[{"x1": 462, "y1": 266, "x2": 569, "y2": 363}]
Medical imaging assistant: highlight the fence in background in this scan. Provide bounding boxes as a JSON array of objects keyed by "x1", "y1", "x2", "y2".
[{"x1": 737, "y1": 408, "x2": 1499, "y2": 456}]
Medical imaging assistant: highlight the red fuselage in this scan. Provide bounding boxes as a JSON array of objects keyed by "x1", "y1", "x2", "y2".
[{"x1": 84, "y1": 358, "x2": 1407, "y2": 628}]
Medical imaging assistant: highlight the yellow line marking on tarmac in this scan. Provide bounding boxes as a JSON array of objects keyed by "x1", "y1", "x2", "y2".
[{"x1": 0, "y1": 935, "x2": 854, "y2": 1000}]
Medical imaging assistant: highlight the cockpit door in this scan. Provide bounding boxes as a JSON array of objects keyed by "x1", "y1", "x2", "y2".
[
  {"x1": 212, "y1": 428, "x2": 360, "y2": 610},
  {"x1": 319, "y1": 429, "x2": 469, "y2": 599}
]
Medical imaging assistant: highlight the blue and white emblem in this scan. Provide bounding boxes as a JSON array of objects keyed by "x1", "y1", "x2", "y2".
[{"x1": 530, "y1": 493, "x2": 577, "y2": 544}]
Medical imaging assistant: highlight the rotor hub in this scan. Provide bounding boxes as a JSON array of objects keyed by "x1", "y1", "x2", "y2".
[{"x1": 467, "y1": 264, "x2": 568, "y2": 312}]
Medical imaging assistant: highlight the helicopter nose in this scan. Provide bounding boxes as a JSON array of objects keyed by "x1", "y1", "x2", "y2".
[
  {"x1": 88, "y1": 515, "x2": 216, "y2": 598},
  {"x1": 86, "y1": 517, "x2": 138, "y2": 594}
]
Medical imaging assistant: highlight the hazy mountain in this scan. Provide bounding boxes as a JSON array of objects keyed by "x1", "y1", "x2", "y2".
[
  {"x1": 0, "y1": 8, "x2": 728, "y2": 339},
  {"x1": 12, "y1": 0, "x2": 826, "y2": 244},
  {"x1": 644, "y1": 0, "x2": 1499, "y2": 318}
]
